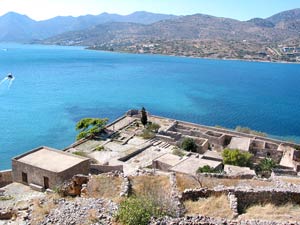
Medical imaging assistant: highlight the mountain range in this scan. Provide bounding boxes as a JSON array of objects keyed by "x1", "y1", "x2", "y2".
[
  {"x1": 43, "y1": 8, "x2": 300, "y2": 46},
  {"x1": 0, "y1": 11, "x2": 177, "y2": 42},
  {"x1": 0, "y1": 9, "x2": 300, "y2": 62}
]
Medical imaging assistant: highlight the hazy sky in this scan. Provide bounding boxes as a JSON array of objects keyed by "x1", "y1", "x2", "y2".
[{"x1": 0, "y1": 0, "x2": 299, "y2": 21}]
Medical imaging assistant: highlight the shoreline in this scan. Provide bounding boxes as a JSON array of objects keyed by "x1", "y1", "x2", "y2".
[{"x1": 86, "y1": 47, "x2": 300, "y2": 65}]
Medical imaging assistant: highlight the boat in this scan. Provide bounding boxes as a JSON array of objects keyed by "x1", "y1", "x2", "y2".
[{"x1": 7, "y1": 73, "x2": 13, "y2": 79}]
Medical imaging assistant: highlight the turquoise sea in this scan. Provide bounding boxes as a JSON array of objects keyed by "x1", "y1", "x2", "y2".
[{"x1": 1, "y1": 43, "x2": 300, "y2": 170}]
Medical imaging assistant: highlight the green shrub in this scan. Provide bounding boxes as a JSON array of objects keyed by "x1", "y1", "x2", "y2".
[
  {"x1": 255, "y1": 157, "x2": 277, "y2": 178},
  {"x1": 95, "y1": 146, "x2": 104, "y2": 151},
  {"x1": 181, "y1": 138, "x2": 197, "y2": 152},
  {"x1": 235, "y1": 126, "x2": 267, "y2": 137},
  {"x1": 116, "y1": 196, "x2": 166, "y2": 225},
  {"x1": 147, "y1": 123, "x2": 160, "y2": 133},
  {"x1": 75, "y1": 118, "x2": 108, "y2": 140},
  {"x1": 140, "y1": 129, "x2": 156, "y2": 139},
  {"x1": 172, "y1": 147, "x2": 185, "y2": 157},
  {"x1": 197, "y1": 165, "x2": 217, "y2": 173},
  {"x1": 72, "y1": 151, "x2": 87, "y2": 157},
  {"x1": 222, "y1": 149, "x2": 253, "y2": 167}
]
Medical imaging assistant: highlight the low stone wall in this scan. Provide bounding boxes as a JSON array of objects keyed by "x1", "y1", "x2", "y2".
[
  {"x1": 181, "y1": 187, "x2": 300, "y2": 214},
  {"x1": 0, "y1": 170, "x2": 12, "y2": 188},
  {"x1": 90, "y1": 164, "x2": 123, "y2": 174}
]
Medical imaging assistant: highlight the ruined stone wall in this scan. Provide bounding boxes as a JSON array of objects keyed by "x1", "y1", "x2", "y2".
[
  {"x1": 152, "y1": 160, "x2": 172, "y2": 172},
  {"x1": 181, "y1": 187, "x2": 300, "y2": 214},
  {"x1": 0, "y1": 170, "x2": 12, "y2": 187},
  {"x1": 251, "y1": 148, "x2": 283, "y2": 163},
  {"x1": 90, "y1": 164, "x2": 123, "y2": 174}
]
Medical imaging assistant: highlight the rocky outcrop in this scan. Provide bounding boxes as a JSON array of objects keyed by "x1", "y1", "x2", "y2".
[
  {"x1": 60, "y1": 174, "x2": 89, "y2": 196},
  {"x1": 0, "y1": 207, "x2": 15, "y2": 220}
]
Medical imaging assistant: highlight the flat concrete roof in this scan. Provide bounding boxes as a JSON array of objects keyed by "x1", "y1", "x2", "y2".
[
  {"x1": 203, "y1": 150, "x2": 223, "y2": 161},
  {"x1": 170, "y1": 156, "x2": 222, "y2": 175},
  {"x1": 154, "y1": 153, "x2": 186, "y2": 167},
  {"x1": 14, "y1": 147, "x2": 89, "y2": 173},
  {"x1": 228, "y1": 137, "x2": 251, "y2": 152}
]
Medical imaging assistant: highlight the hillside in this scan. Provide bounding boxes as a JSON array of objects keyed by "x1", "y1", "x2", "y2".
[
  {"x1": 0, "y1": 11, "x2": 177, "y2": 42},
  {"x1": 42, "y1": 9, "x2": 300, "y2": 62}
]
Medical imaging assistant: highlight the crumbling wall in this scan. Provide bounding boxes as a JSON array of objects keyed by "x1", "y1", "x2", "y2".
[
  {"x1": 0, "y1": 170, "x2": 12, "y2": 187},
  {"x1": 90, "y1": 164, "x2": 123, "y2": 174},
  {"x1": 181, "y1": 187, "x2": 300, "y2": 214}
]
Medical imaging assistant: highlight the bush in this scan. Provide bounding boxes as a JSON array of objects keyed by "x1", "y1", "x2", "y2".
[
  {"x1": 72, "y1": 151, "x2": 87, "y2": 157},
  {"x1": 172, "y1": 147, "x2": 186, "y2": 157},
  {"x1": 235, "y1": 126, "x2": 267, "y2": 137},
  {"x1": 147, "y1": 123, "x2": 160, "y2": 133},
  {"x1": 181, "y1": 138, "x2": 197, "y2": 152},
  {"x1": 75, "y1": 118, "x2": 108, "y2": 140},
  {"x1": 95, "y1": 146, "x2": 104, "y2": 151},
  {"x1": 116, "y1": 196, "x2": 166, "y2": 225},
  {"x1": 197, "y1": 165, "x2": 217, "y2": 173},
  {"x1": 222, "y1": 149, "x2": 253, "y2": 167},
  {"x1": 140, "y1": 129, "x2": 155, "y2": 139},
  {"x1": 255, "y1": 157, "x2": 277, "y2": 178}
]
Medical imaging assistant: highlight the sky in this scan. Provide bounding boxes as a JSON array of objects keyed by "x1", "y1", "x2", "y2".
[{"x1": 0, "y1": 0, "x2": 299, "y2": 21}]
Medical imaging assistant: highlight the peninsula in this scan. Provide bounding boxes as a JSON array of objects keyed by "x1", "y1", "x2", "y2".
[{"x1": 1, "y1": 109, "x2": 300, "y2": 224}]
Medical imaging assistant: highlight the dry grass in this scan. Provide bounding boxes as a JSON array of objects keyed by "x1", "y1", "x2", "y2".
[
  {"x1": 30, "y1": 193, "x2": 60, "y2": 225},
  {"x1": 130, "y1": 175, "x2": 170, "y2": 197},
  {"x1": 184, "y1": 195, "x2": 234, "y2": 219},
  {"x1": 241, "y1": 203, "x2": 300, "y2": 221},
  {"x1": 86, "y1": 175, "x2": 122, "y2": 202},
  {"x1": 280, "y1": 177, "x2": 300, "y2": 185},
  {"x1": 176, "y1": 174, "x2": 273, "y2": 192}
]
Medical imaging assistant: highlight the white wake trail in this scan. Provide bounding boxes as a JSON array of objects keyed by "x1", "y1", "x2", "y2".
[{"x1": 0, "y1": 77, "x2": 8, "y2": 86}]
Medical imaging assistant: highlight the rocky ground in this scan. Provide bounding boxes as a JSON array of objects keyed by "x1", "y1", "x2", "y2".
[{"x1": 38, "y1": 198, "x2": 118, "y2": 225}]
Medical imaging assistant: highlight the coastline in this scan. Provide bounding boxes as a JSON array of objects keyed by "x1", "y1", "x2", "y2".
[{"x1": 86, "y1": 47, "x2": 300, "y2": 65}]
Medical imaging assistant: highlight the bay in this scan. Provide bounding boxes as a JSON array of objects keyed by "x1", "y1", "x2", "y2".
[{"x1": 0, "y1": 43, "x2": 300, "y2": 170}]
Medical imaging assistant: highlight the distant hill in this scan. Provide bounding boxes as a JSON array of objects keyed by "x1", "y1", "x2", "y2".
[
  {"x1": 44, "y1": 10, "x2": 300, "y2": 46},
  {"x1": 0, "y1": 11, "x2": 177, "y2": 42},
  {"x1": 41, "y1": 8, "x2": 300, "y2": 63}
]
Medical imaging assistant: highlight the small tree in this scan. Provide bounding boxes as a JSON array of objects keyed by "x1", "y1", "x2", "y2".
[
  {"x1": 181, "y1": 138, "x2": 197, "y2": 152},
  {"x1": 222, "y1": 149, "x2": 253, "y2": 167},
  {"x1": 197, "y1": 165, "x2": 217, "y2": 173},
  {"x1": 255, "y1": 157, "x2": 277, "y2": 178},
  {"x1": 141, "y1": 107, "x2": 148, "y2": 126},
  {"x1": 75, "y1": 118, "x2": 108, "y2": 140}
]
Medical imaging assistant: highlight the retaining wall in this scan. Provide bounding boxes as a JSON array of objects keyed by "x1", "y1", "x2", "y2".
[
  {"x1": 90, "y1": 164, "x2": 123, "y2": 174},
  {"x1": 0, "y1": 170, "x2": 12, "y2": 187}
]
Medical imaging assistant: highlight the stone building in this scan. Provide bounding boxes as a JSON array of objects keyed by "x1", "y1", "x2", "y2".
[{"x1": 12, "y1": 146, "x2": 90, "y2": 191}]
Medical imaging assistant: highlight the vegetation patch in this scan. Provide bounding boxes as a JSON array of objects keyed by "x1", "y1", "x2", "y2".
[
  {"x1": 255, "y1": 157, "x2": 277, "y2": 178},
  {"x1": 181, "y1": 138, "x2": 197, "y2": 152},
  {"x1": 30, "y1": 194, "x2": 60, "y2": 225},
  {"x1": 116, "y1": 196, "x2": 167, "y2": 225},
  {"x1": 172, "y1": 147, "x2": 186, "y2": 157},
  {"x1": 140, "y1": 122, "x2": 160, "y2": 139},
  {"x1": 184, "y1": 195, "x2": 234, "y2": 219},
  {"x1": 222, "y1": 149, "x2": 253, "y2": 167},
  {"x1": 196, "y1": 165, "x2": 219, "y2": 174},
  {"x1": 75, "y1": 117, "x2": 108, "y2": 140},
  {"x1": 241, "y1": 203, "x2": 300, "y2": 221},
  {"x1": 235, "y1": 126, "x2": 267, "y2": 137},
  {"x1": 176, "y1": 174, "x2": 273, "y2": 192},
  {"x1": 86, "y1": 175, "x2": 122, "y2": 201},
  {"x1": 72, "y1": 151, "x2": 88, "y2": 157},
  {"x1": 0, "y1": 195, "x2": 14, "y2": 201}
]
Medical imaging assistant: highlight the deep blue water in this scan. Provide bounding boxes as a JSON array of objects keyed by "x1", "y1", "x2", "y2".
[{"x1": 1, "y1": 43, "x2": 300, "y2": 169}]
